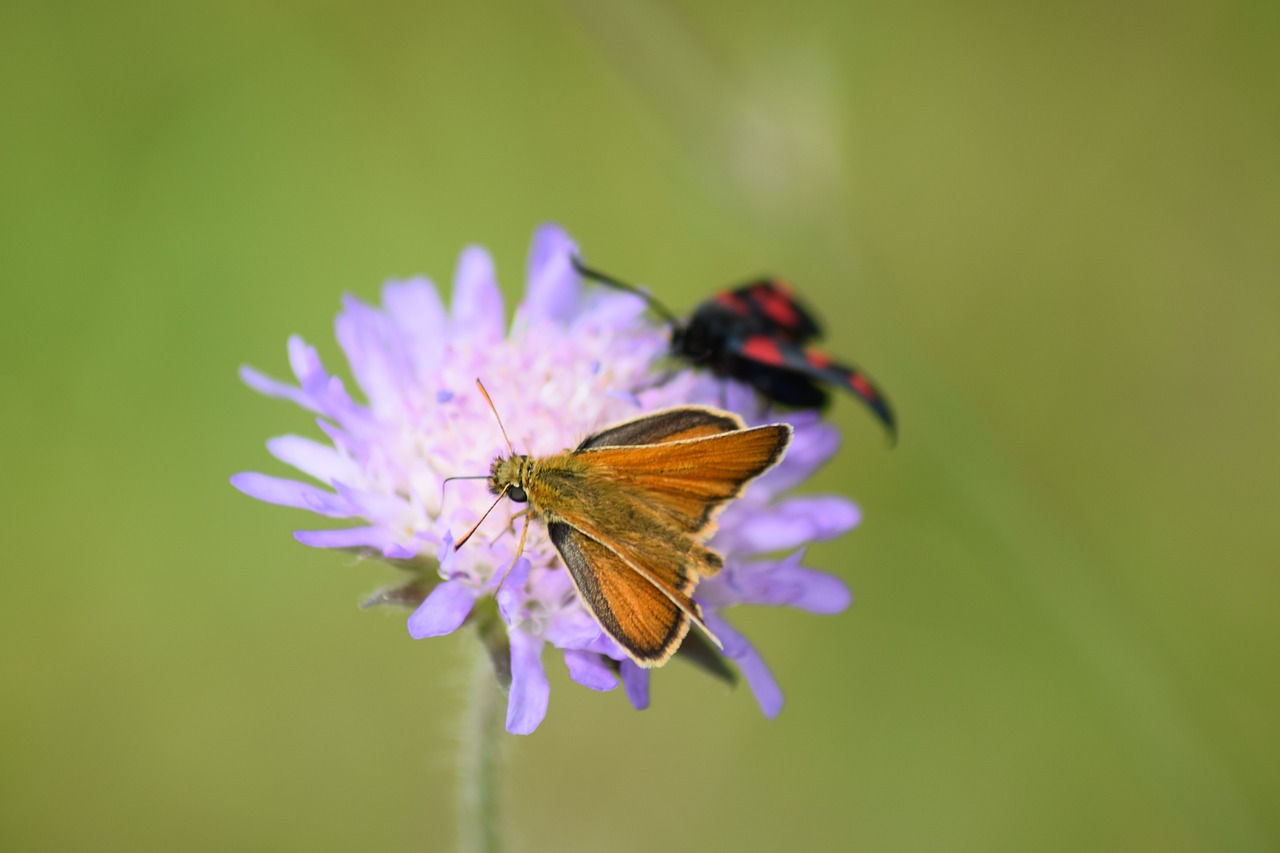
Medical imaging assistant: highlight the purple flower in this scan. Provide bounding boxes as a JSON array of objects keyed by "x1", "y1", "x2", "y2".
[{"x1": 233, "y1": 224, "x2": 857, "y2": 733}]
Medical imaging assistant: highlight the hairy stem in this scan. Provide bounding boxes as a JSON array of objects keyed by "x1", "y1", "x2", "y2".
[{"x1": 459, "y1": 648, "x2": 504, "y2": 853}]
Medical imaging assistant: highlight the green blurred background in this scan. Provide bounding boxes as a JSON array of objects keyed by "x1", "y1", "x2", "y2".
[{"x1": 3, "y1": 0, "x2": 1277, "y2": 850}]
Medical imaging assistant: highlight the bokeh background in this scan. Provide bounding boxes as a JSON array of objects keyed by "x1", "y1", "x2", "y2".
[{"x1": 3, "y1": 0, "x2": 1277, "y2": 850}]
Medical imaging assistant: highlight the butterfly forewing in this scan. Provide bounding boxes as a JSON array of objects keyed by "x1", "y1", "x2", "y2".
[{"x1": 578, "y1": 423, "x2": 792, "y2": 536}]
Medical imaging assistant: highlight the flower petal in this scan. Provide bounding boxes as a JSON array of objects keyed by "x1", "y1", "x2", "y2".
[
  {"x1": 239, "y1": 365, "x2": 318, "y2": 412},
  {"x1": 452, "y1": 246, "x2": 505, "y2": 341},
  {"x1": 382, "y1": 278, "x2": 446, "y2": 377},
  {"x1": 573, "y1": 288, "x2": 647, "y2": 330},
  {"x1": 704, "y1": 611, "x2": 783, "y2": 718},
  {"x1": 620, "y1": 660, "x2": 651, "y2": 710},
  {"x1": 563, "y1": 650, "x2": 618, "y2": 692},
  {"x1": 266, "y1": 435, "x2": 355, "y2": 484},
  {"x1": 293, "y1": 526, "x2": 399, "y2": 551},
  {"x1": 407, "y1": 580, "x2": 477, "y2": 638},
  {"x1": 506, "y1": 631, "x2": 549, "y2": 735},
  {"x1": 230, "y1": 473, "x2": 354, "y2": 517},
  {"x1": 496, "y1": 558, "x2": 531, "y2": 618},
  {"x1": 521, "y1": 223, "x2": 580, "y2": 325},
  {"x1": 287, "y1": 335, "x2": 324, "y2": 385},
  {"x1": 701, "y1": 550, "x2": 853, "y2": 614},
  {"x1": 759, "y1": 417, "x2": 840, "y2": 494},
  {"x1": 721, "y1": 496, "x2": 861, "y2": 554},
  {"x1": 334, "y1": 296, "x2": 410, "y2": 413},
  {"x1": 331, "y1": 480, "x2": 412, "y2": 527}
]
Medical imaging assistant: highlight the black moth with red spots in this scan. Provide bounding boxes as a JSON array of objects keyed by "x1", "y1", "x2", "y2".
[{"x1": 571, "y1": 258, "x2": 896, "y2": 440}]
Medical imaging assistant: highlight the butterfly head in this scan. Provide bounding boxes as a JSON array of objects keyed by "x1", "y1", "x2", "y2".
[{"x1": 488, "y1": 455, "x2": 531, "y2": 503}]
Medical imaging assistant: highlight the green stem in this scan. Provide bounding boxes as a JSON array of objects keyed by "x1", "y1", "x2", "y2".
[{"x1": 459, "y1": 647, "x2": 504, "y2": 853}]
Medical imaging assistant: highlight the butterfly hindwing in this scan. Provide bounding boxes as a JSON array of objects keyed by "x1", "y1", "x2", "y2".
[
  {"x1": 548, "y1": 521, "x2": 692, "y2": 667},
  {"x1": 575, "y1": 406, "x2": 743, "y2": 451}
]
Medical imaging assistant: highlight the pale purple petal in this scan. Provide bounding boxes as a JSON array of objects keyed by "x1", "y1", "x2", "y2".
[
  {"x1": 334, "y1": 296, "x2": 410, "y2": 412},
  {"x1": 266, "y1": 435, "x2": 355, "y2": 483},
  {"x1": 759, "y1": 417, "x2": 840, "y2": 494},
  {"x1": 382, "y1": 278, "x2": 446, "y2": 377},
  {"x1": 573, "y1": 288, "x2": 648, "y2": 330},
  {"x1": 407, "y1": 580, "x2": 477, "y2": 638},
  {"x1": 723, "y1": 379, "x2": 759, "y2": 416},
  {"x1": 287, "y1": 336, "x2": 331, "y2": 396},
  {"x1": 506, "y1": 631, "x2": 549, "y2": 735},
  {"x1": 704, "y1": 611, "x2": 783, "y2": 718},
  {"x1": 542, "y1": 607, "x2": 604, "y2": 649},
  {"x1": 331, "y1": 480, "x2": 411, "y2": 526},
  {"x1": 700, "y1": 550, "x2": 852, "y2": 614},
  {"x1": 452, "y1": 246, "x2": 504, "y2": 341},
  {"x1": 563, "y1": 650, "x2": 618, "y2": 692},
  {"x1": 522, "y1": 223, "x2": 580, "y2": 325},
  {"x1": 721, "y1": 496, "x2": 861, "y2": 554},
  {"x1": 293, "y1": 526, "x2": 399, "y2": 551},
  {"x1": 239, "y1": 365, "x2": 319, "y2": 412},
  {"x1": 620, "y1": 660, "x2": 650, "y2": 710},
  {"x1": 230, "y1": 473, "x2": 354, "y2": 517},
  {"x1": 496, "y1": 558, "x2": 531, "y2": 619}
]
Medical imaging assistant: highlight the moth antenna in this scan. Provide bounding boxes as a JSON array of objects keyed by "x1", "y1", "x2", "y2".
[
  {"x1": 570, "y1": 256, "x2": 683, "y2": 331},
  {"x1": 474, "y1": 378, "x2": 515, "y2": 455},
  {"x1": 454, "y1": 487, "x2": 508, "y2": 551}
]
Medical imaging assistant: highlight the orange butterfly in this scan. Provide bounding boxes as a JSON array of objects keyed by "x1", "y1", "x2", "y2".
[{"x1": 457, "y1": 382, "x2": 792, "y2": 667}]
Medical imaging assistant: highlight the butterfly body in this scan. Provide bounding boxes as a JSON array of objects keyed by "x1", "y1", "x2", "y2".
[
  {"x1": 572, "y1": 258, "x2": 897, "y2": 438},
  {"x1": 482, "y1": 406, "x2": 791, "y2": 667}
]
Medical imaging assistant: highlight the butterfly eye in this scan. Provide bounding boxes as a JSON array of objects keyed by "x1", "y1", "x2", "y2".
[{"x1": 507, "y1": 485, "x2": 528, "y2": 503}]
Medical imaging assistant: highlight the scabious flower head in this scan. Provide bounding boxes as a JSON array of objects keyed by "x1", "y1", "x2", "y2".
[{"x1": 233, "y1": 224, "x2": 857, "y2": 734}]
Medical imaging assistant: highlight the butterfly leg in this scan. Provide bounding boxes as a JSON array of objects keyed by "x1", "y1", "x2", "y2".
[
  {"x1": 492, "y1": 511, "x2": 531, "y2": 594},
  {"x1": 501, "y1": 507, "x2": 531, "y2": 536}
]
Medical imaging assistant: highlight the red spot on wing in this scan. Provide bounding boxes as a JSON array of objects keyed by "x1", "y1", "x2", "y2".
[
  {"x1": 753, "y1": 288, "x2": 801, "y2": 328},
  {"x1": 804, "y1": 347, "x2": 834, "y2": 369},
  {"x1": 850, "y1": 374, "x2": 876, "y2": 399},
  {"x1": 741, "y1": 335, "x2": 787, "y2": 366},
  {"x1": 714, "y1": 291, "x2": 750, "y2": 314}
]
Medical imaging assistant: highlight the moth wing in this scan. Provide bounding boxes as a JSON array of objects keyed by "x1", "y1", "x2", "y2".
[
  {"x1": 548, "y1": 521, "x2": 694, "y2": 667},
  {"x1": 728, "y1": 336, "x2": 897, "y2": 438},
  {"x1": 732, "y1": 279, "x2": 823, "y2": 341},
  {"x1": 575, "y1": 406, "x2": 744, "y2": 451},
  {"x1": 576, "y1": 424, "x2": 792, "y2": 536}
]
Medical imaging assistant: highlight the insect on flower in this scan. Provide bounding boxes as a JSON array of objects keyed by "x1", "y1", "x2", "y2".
[
  {"x1": 454, "y1": 381, "x2": 792, "y2": 668},
  {"x1": 570, "y1": 257, "x2": 897, "y2": 440}
]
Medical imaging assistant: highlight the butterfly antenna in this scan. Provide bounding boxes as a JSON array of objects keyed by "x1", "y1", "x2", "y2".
[
  {"x1": 474, "y1": 378, "x2": 515, "y2": 455},
  {"x1": 571, "y1": 256, "x2": 683, "y2": 330},
  {"x1": 454, "y1": 487, "x2": 508, "y2": 551},
  {"x1": 440, "y1": 474, "x2": 489, "y2": 506}
]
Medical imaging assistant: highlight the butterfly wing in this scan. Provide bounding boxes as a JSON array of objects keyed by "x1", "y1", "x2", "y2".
[
  {"x1": 575, "y1": 405, "x2": 744, "y2": 451},
  {"x1": 548, "y1": 521, "x2": 694, "y2": 667},
  {"x1": 729, "y1": 335, "x2": 897, "y2": 437},
  {"x1": 575, "y1": 419, "x2": 792, "y2": 539},
  {"x1": 537, "y1": 409, "x2": 791, "y2": 667}
]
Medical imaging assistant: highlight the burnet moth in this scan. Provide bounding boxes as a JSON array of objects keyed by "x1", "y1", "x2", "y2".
[{"x1": 571, "y1": 258, "x2": 897, "y2": 441}]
